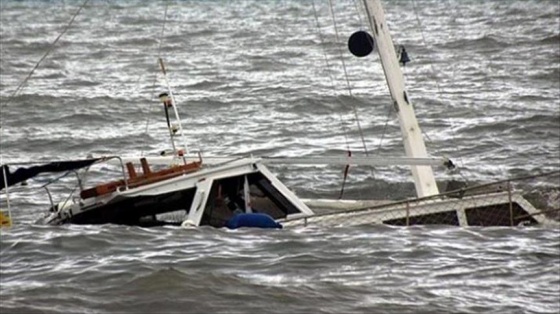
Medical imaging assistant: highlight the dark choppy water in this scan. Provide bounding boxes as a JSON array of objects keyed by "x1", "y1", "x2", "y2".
[
  {"x1": 1, "y1": 0, "x2": 559, "y2": 313},
  {"x1": 1, "y1": 225, "x2": 559, "y2": 314}
]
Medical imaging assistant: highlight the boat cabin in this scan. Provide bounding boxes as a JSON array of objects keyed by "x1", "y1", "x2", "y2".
[{"x1": 42, "y1": 157, "x2": 314, "y2": 227}]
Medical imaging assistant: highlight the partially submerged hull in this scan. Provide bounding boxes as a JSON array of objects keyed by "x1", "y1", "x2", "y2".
[
  {"x1": 38, "y1": 156, "x2": 559, "y2": 229},
  {"x1": 292, "y1": 191, "x2": 559, "y2": 228},
  {"x1": 7, "y1": 0, "x2": 557, "y2": 230},
  {"x1": 40, "y1": 157, "x2": 314, "y2": 228}
]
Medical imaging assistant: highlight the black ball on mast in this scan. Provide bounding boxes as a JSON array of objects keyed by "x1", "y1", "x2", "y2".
[{"x1": 348, "y1": 31, "x2": 374, "y2": 57}]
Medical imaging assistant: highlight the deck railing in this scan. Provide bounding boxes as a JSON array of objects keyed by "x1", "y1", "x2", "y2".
[{"x1": 287, "y1": 171, "x2": 560, "y2": 228}]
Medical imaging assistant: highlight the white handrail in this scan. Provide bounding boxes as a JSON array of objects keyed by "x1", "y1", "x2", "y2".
[{"x1": 113, "y1": 155, "x2": 452, "y2": 168}]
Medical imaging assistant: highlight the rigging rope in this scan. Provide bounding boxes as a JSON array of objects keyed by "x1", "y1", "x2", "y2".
[
  {"x1": 352, "y1": 0, "x2": 366, "y2": 30},
  {"x1": 327, "y1": 0, "x2": 370, "y2": 157},
  {"x1": 376, "y1": 100, "x2": 394, "y2": 151},
  {"x1": 354, "y1": 0, "x2": 393, "y2": 150},
  {"x1": 406, "y1": 0, "x2": 437, "y2": 146},
  {"x1": 410, "y1": 0, "x2": 446, "y2": 112},
  {"x1": 311, "y1": 1, "x2": 352, "y2": 152},
  {"x1": 0, "y1": 0, "x2": 88, "y2": 216},
  {"x1": 311, "y1": 1, "x2": 354, "y2": 199},
  {"x1": 4, "y1": 0, "x2": 90, "y2": 102},
  {"x1": 141, "y1": 2, "x2": 169, "y2": 157},
  {"x1": 0, "y1": 0, "x2": 89, "y2": 166},
  {"x1": 316, "y1": 1, "x2": 385, "y2": 198},
  {"x1": 411, "y1": 0, "x2": 471, "y2": 183}
]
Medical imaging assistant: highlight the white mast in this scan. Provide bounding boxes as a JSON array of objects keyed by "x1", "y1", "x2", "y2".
[{"x1": 363, "y1": 0, "x2": 439, "y2": 197}]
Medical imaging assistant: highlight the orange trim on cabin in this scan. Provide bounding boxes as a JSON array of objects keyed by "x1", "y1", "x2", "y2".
[
  {"x1": 79, "y1": 160, "x2": 202, "y2": 200},
  {"x1": 126, "y1": 162, "x2": 137, "y2": 179}
]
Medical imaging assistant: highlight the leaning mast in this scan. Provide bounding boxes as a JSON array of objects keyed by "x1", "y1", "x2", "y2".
[{"x1": 363, "y1": 0, "x2": 440, "y2": 197}]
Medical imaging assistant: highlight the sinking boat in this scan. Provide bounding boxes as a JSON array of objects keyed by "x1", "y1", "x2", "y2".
[
  {"x1": 1, "y1": 0, "x2": 558, "y2": 229},
  {"x1": 38, "y1": 156, "x2": 313, "y2": 228}
]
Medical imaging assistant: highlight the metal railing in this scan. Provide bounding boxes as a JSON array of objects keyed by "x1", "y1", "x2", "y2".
[{"x1": 287, "y1": 170, "x2": 560, "y2": 228}]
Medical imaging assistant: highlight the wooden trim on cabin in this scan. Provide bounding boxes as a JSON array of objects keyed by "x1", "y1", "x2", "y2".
[
  {"x1": 126, "y1": 162, "x2": 137, "y2": 179},
  {"x1": 79, "y1": 160, "x2": 202, "y2": 200}
]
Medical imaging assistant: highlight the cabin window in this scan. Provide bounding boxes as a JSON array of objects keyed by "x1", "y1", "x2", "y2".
[
  {"x1": 200, "y1": 172, "x2": 300, "y2": 227},
  {"x1": 132, "y1": 188, "x2": 196, "y2": 226},
  {"x1": 70, "y1": 188, "x2": 196, "y2": 227}
]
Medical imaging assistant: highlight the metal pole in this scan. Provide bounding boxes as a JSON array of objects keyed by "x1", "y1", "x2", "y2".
[
  {"x1": 362, "y1": 0, "x2": 439, "y2": 197},
  {"x1": 2, "y1": 165, "x2": 12, "y2": 227},
  {"x1": 405, "y1": 201, "x2": 410, "y2": 226},
  {"x1": 507, "y1": 181, "x2": 514, "y2": 226},
  {"x1": 158, "y1": 58, "x2": 189, "y2": 156}
]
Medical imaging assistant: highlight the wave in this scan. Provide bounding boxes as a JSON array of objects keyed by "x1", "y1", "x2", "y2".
[
  {"x1": 528, "y1": 67, "x2": 560, "y2": 81},
  {"x1": 442, "y1": 35, "x2": 510, "y2": 51},
  {"x1": 540, "y1": 34, "x2": 560, "y2": 44},
  {"x1": 2, "y1": 223, "x2": 559, "y2": 313}
]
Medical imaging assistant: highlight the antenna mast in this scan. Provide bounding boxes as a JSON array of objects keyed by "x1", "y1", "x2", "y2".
[{"x1": 158, "y1": 58, "x2": 190, "y2": 160}]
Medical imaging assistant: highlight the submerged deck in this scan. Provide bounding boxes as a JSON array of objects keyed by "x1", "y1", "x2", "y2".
[{"x1": 293, "y1": 172, "x2": 560, "y2": 228}]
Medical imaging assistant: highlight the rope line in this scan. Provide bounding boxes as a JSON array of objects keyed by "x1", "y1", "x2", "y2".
[
  {"x1": 327, "y1": 0, "x2": 370, "y2": 157},
  {"x1": 312, "y1": 1, "x2": 355, "y2": 199},
  {"x1": 0, "y1": 0, "x2": 89, "y2": 170},
  {"x1": 441, "y1": 0, "x2": 492, "y2": 174},
  {"x1": 410, "y1": 0, "x2": 471, "y2": 183},
  {"x1": 439, "y1": 0, "x2": 474, "y2": 183},
  {"x1": 352, "y1": 0, "x2": 366, "y2": 30},
  {"x1": 376, "y1": 101, "x2": 394, "y2": 151},
  {"x1": 5, "y1": 0, "x2": 90, "y2": 102},
  {"x1": 141, "y1": 2, "x2": 169, "y2": 156},
  {"x1": 311, "y1": 1, "x2": 352, "y2": 152},
  {"x1": 0, "y1": 0, "x2": 89, "y2": 218}
]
